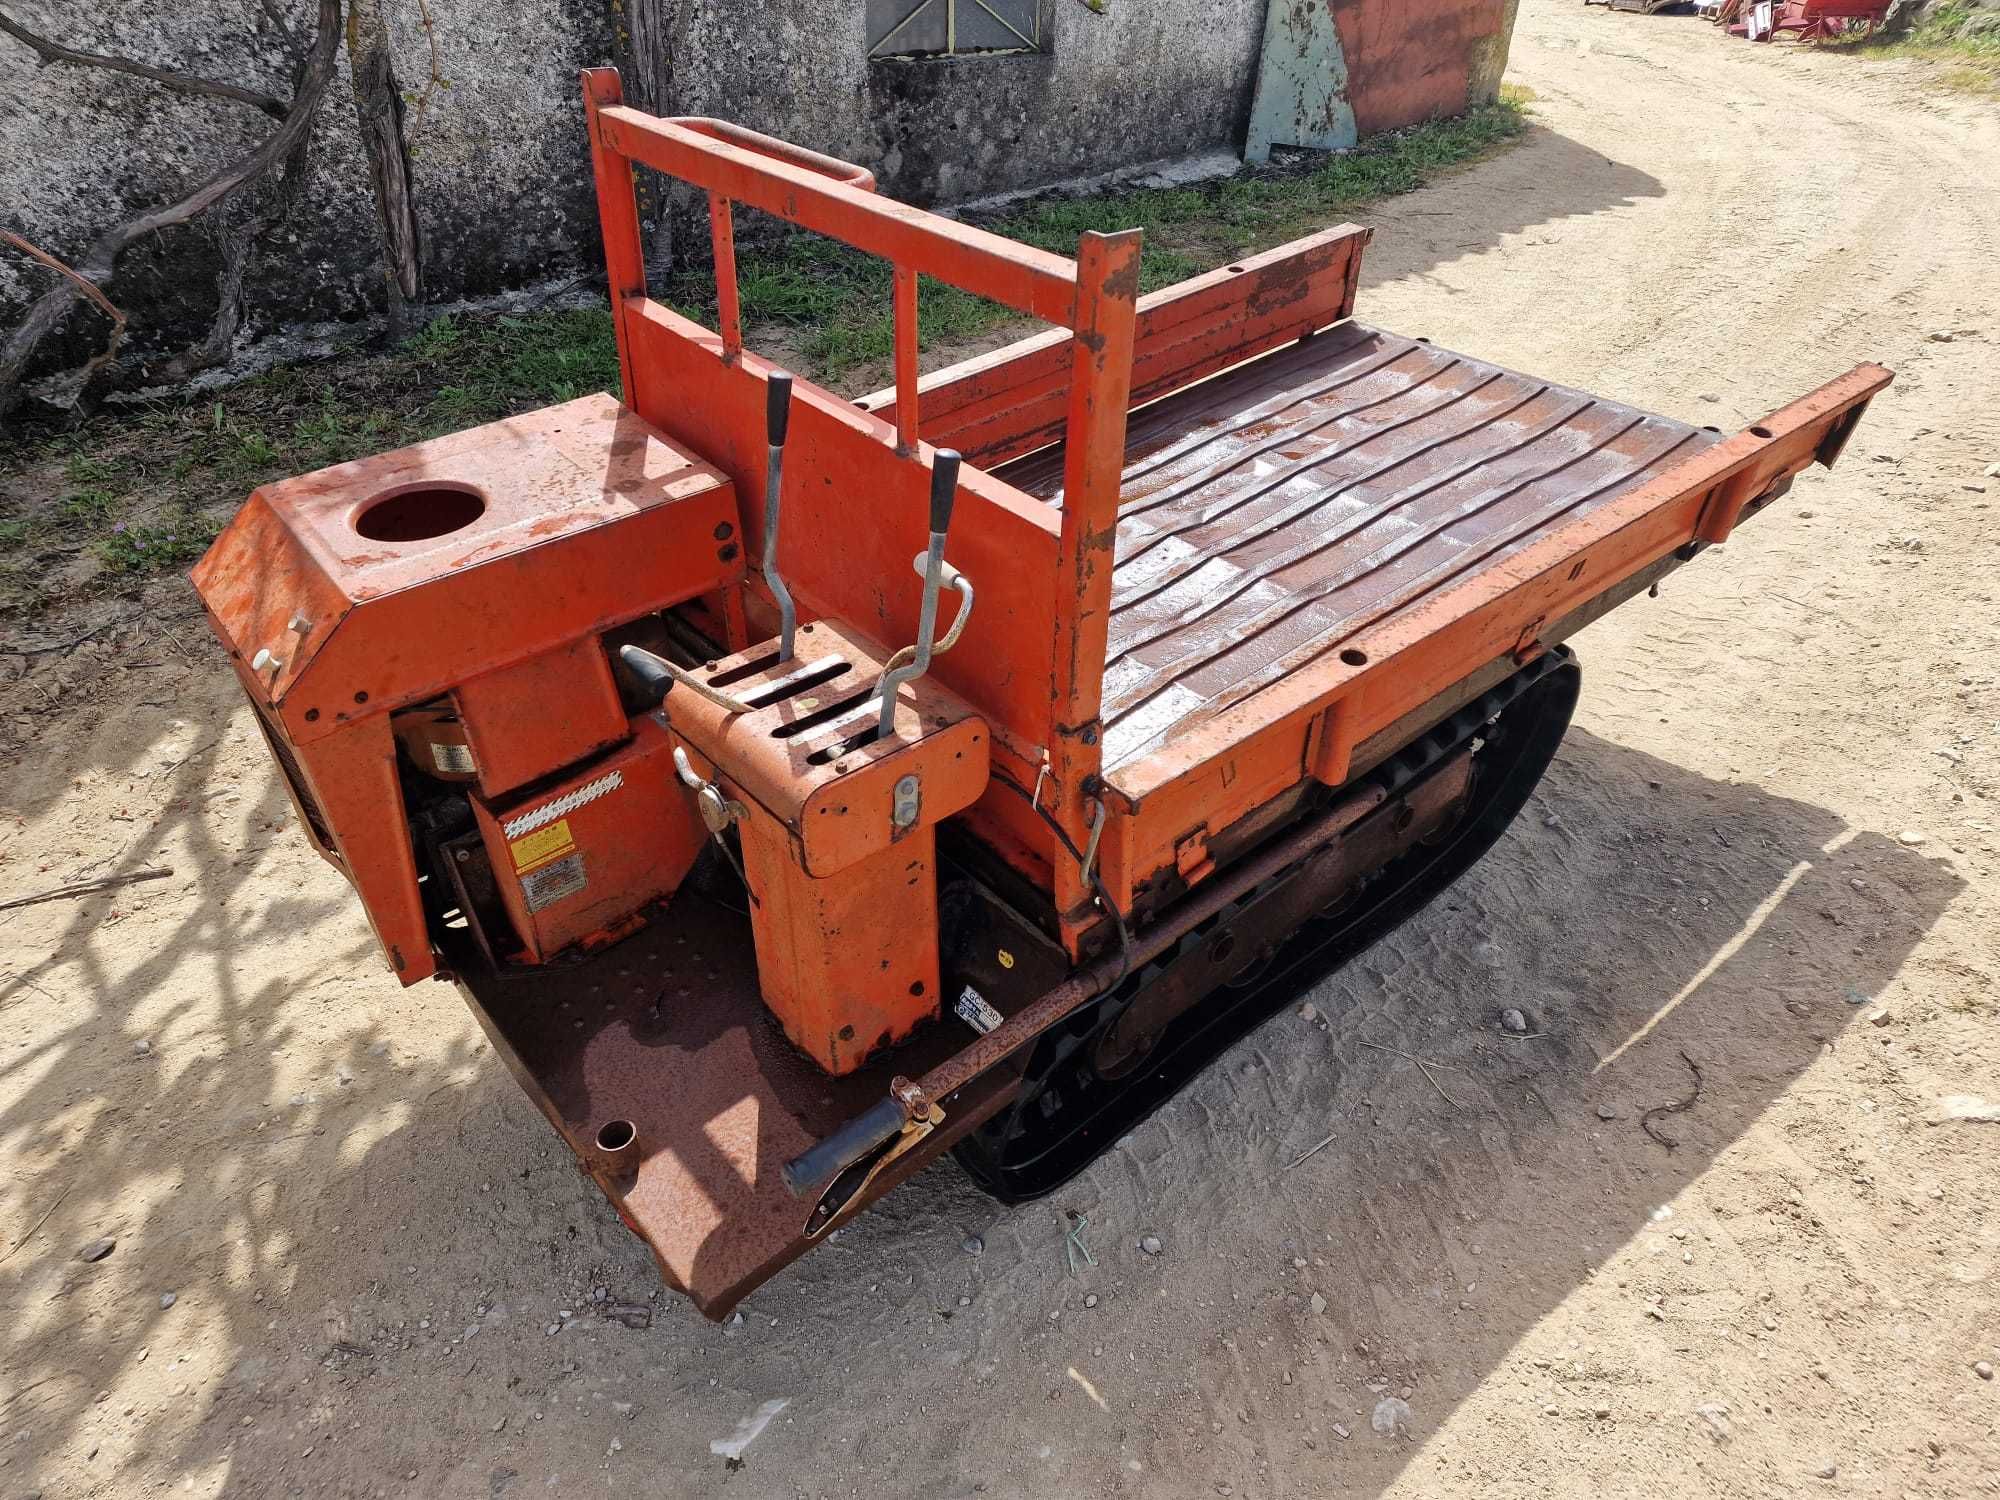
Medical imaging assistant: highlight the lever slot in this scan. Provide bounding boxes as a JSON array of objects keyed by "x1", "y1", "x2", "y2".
[
  {"x1": 740, "y1": 656, "x2": 850, "y2": 708},
  {"x1": 769, "y1": 685, "x2": 880, "y2": 741},
  {"x1": 804, "y1": 721, "x2": 886, "y2": 767},
  {"x1": 707, "y1": 649, "x2": 782, "y2": 688}
]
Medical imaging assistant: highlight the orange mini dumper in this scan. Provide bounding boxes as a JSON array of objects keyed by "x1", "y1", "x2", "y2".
[{"x1": 192, "y1": 70, "x2": 1890, "y2": 1318}]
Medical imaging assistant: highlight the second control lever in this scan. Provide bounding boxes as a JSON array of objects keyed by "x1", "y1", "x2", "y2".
[
  {"x1": 875, "y1": 449, "x2": 961, "y2": 738},
  {"x1": 763, "y1": 370, "x2": 798, "y2": 663}
]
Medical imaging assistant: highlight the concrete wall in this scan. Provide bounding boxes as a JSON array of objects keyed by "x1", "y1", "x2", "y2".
[{"x1": 667, "y1": 0, "x2": 1268, "y2": 207}]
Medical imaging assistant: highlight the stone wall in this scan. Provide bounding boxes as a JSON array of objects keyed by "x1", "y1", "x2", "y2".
[
  {"x1": 0, "y1": 0, "x2": 611, "y2": 378},
  {"x1": 0, "y1": 0, "x2": 1511, "y2": 388}
]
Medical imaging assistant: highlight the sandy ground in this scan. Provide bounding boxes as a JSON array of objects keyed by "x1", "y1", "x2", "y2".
[{"x1": 4, "y1": 3, "x2": 1998, "y2": 1496}]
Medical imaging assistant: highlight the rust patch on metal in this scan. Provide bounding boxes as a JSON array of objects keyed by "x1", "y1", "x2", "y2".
[{"x1": 451, "y1": 889, "x2": 1016, "y2": 1318}]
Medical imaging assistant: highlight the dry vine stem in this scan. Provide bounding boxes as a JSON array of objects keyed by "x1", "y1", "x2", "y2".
[
  {"x1": 0, "y1": 230, "x2": 126, "y2": 380},
  {"x1": 0, "y1": 11, "x2": 288, "y2": 117}
]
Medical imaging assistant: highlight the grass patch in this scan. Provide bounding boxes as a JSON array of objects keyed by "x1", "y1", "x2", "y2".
[
  {"x1": 0, "y1": 97, "x2": 1529, "y2": 606},
  {"x1": 98, "y1": 516, "x2": 220, "y2": 575},
  {"x1": 0, "y1": 308, "x2": 623, "y2": 603},
  {"x1": 1841, "y1": 3, "x2": 2000, "y2": 93}
]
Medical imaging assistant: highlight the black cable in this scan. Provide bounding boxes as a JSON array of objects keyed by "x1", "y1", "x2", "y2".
[{"x1": 989, "y1": 771, "x2": 1134, "y2": 989}]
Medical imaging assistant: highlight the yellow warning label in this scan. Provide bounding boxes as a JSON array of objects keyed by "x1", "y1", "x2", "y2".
[{"x1": 510, "y1": 819, "x2": 576, "y2": 873}]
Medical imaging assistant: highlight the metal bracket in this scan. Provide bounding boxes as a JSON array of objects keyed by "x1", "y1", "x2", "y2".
[
  {"x1": 1175, "y1": 824, "x2": 1214, "y2": 886},
  {"x1": 673, "y1": 745, "x2": 753, "y2": 896},
  {"x1": 891, "y1": 773, "x2": 922, "y2": 831},
  {"x1": 1510, "y1": 616, "x2": 1547, "y2": 665}
]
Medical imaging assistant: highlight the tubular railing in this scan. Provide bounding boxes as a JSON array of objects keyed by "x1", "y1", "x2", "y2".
[
  {"x1": 585, "y1": 72, "x2": 1082, "y2": 454},
  {"x1": 580, "y1": 67, "x2": 1141, "y2": 949}
]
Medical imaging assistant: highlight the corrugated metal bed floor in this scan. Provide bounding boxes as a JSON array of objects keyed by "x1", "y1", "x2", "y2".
[{"x1": 995, "y1": 322, "x2": 1721, "y2": 771}]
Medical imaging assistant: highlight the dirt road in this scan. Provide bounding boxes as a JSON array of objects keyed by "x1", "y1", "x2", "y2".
[{"x1": 3, "y1": 2, "x2": 1996, "y2": 1495}]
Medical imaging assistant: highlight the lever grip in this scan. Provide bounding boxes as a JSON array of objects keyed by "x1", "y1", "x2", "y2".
[
  {"x1": 781, "y1": 1095, "x2": 907, "y2": 1199},
  {"x1": 928, "y1": 448, "x2": 961, "y2": 535},
  {"x1": 616, "y1": 644, "x2": 676, "y2": 708},
  {"x1": 766, "y1": 370, "x2": 793, "y2": 448}
]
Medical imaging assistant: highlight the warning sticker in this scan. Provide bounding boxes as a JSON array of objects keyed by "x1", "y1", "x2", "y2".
[
  {"x1": 430, "y1": 741, "x2": 476, "y2": 774},
  {"x1": 955, "y1": 985, "x2": 1003, "y2": 1036},
  {"x1": 520, "y1": 851, "x2": 587, "y2": 912},
  {"x1": 502, "y1": 770, "x2": 624, "y2": 840},
  {"x1": 509, "y1": 818, "x2": 575, "y2": 873}
]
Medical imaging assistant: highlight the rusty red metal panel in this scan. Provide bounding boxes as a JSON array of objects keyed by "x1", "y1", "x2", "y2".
[
  {"x1": 1327, "y1": 0, "x2": 1496, "y2": 136},
  {"x1": 450, "y1": 885, "x2": 1048, "y2": 1317}
]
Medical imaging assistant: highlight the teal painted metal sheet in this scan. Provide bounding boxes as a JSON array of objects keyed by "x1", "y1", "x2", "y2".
[{"x1": 1244, "y1": 0, "x2": 1359, "y2": 164}]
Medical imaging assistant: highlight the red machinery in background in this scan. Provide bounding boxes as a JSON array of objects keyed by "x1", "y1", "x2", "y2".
[
  {"x1": 1726, "y1": 0, "x2": 1891, "y2": 39},
  {"x1": 193, "y1": 68, "x2": 1888, "y2": 1317}
]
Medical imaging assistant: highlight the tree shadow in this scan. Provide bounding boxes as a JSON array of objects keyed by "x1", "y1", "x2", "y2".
[{"x1": 0, "y1": 659, "x2": 1966, "y2": 1495}]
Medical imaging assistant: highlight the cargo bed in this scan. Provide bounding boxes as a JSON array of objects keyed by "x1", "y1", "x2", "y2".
[{"x1": 995, "y1": 322, "x2": 1724, "y2": 773}]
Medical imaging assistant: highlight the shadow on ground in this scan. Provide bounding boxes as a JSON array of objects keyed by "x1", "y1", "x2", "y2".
[
  {"x1": 1353, "y1": 124, "x2": 1664, "y2": 294},
  {"x1": 0, "y1": 647, "x2": 1964, "y2": 1496}
]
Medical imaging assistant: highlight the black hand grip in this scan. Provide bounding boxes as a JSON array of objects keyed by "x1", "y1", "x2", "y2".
[
  {"x1": 766, "y1": 369, "x2": 793, "y2": 448},
  {"x1": 617, "y1": 644, "x2": 676, "y2": 709},
  {"x1": 928, "y1": 448, "x2": 961, "y2": 535},
  {"x1": 781, "y1": 1095, "x2": 906, "y2": 1199}
]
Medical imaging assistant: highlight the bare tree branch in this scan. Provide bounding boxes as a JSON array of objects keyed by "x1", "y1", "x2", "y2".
[
  {"x1": 0, "y1": 0, "x2": 342, "y2": 425},
  {"x1": 136, "y1": 220, "x2": 254, "y2": 387},
  {"x1": 87, "y1": 37, "x2": 324, "y2": 401},
  {"x1": 0, "y1": 10, "x2": 290, "y2": 119},
  {"x1": 0, "y1": 231, "x2": 124, "y2": 333}
]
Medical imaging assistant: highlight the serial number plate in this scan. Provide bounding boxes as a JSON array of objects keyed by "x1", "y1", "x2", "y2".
[{"x1": 955, "y1": 985, "x2": 1003, "y2": 1036}]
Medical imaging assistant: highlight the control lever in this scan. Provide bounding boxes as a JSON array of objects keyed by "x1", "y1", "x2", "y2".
[
  {"x1": 875, "y1": 450, "x2": 961, "y2": 739},
  {"x1": 763, "y1": 370, "x2": 798, "y2": 663}
]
